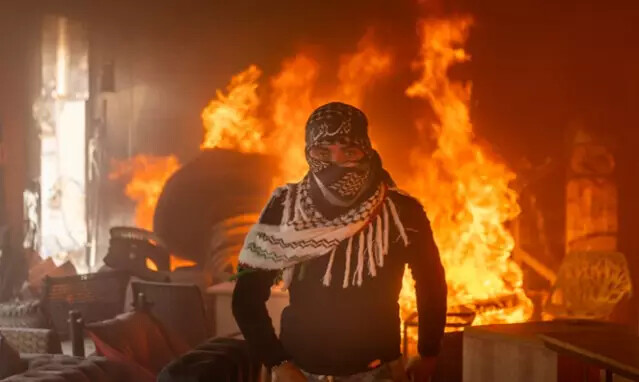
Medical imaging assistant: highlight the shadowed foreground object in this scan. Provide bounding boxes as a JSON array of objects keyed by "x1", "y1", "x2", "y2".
[
  {"x1": 131, "y1": 281, "x2": 210, "y2": 349},
  {"x1": 41, "y1": 272, "x2": 130, "y2": 340},
  {"x1": 158, "y1": 337, "x2": 260, "y2": 382},
  {"x1": 85, "y1": 310, "x2": 191, "y2": 381}
]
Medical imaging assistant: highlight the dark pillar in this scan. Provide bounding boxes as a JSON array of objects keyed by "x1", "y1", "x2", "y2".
[{"x1": 0, "y1": 4, "x2": 40, "y2": 296}]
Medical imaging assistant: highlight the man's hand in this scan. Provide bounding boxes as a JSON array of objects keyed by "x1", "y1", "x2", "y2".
[
  {"x1": 272, "y1": 362, "x2": 307, "y2": 382},
  {"x1": 405, "y1": 356, "x2": 437, "y2": 382}
]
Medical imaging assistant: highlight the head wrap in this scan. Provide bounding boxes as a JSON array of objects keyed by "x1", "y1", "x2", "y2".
[{"x1": 304, "y1": 102, "x2": 378, "y2": 208}]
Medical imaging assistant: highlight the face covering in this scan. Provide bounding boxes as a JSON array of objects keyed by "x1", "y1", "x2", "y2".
[{"x1": 304, "y1": 102, "x2": 378, "y2": 207}]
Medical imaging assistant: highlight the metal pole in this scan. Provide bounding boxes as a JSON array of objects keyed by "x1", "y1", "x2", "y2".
[{"x1": 68, "y1": 310, "x2": 85, "y2": 357}]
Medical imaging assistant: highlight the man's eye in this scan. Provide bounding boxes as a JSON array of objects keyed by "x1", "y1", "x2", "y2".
[
  {"x1": 345, "y1": 149, "x2": 361, "y2": 158},
  {"x1": 313, "y1": 149, "x2": 330, "y2": 160}
]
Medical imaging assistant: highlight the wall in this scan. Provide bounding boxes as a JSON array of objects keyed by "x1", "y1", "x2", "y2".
[{"x1": 0, "y1": 5, "x2": 40, "y2": 250}]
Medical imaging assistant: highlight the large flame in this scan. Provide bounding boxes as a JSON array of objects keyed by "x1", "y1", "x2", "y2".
[
  {"x1": 268, "y1": 54, "x2": 320, "y2": 184},
  {"x1": 268, "y1": 34, "x2": 392, "y2": 184},
  {"x1": 336, "y1": 31, "x2": 393, "y2": 106},
  {"x1": 109, "y1": 154, "x2": 181, "y2": 230},
  {"x1": 200, "y1": 65, "x2": 265, "y2": 152},
  {"x1": 109, "y1": 155, "x2": 198, "y2": 271},
  {"x1": 399, "y1": 17, "x2": 532, "y2": 331}
]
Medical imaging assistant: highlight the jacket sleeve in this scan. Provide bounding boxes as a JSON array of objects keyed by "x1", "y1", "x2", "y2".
[
  {"x1": 404, "y1": 198, "x2": 448, "y2": 357},
  {"x1": 231, "y1": 189, "x2": 290, "y2": 367}
]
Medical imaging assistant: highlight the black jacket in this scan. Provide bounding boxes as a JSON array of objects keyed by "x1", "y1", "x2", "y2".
[{"x1": 232, "y1": 189, "x2": 447, "y2": 376}]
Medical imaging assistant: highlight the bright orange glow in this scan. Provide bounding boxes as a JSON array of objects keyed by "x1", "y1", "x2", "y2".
[
  {"x1": 336, "y1": 31, "x2": 392, "y2": 106},
  {"x1": 109, "y1": 155, "x2": 181, "y2": 230},
  {"x1": 399, "y1": 17, "x2": 532, "y2": 334},
  {"x1": 145, "y1": 257, "x2": 159, "y2": 272},
  {"x1": 268, "y1": 54, "x2": 320, "y2": 184},
  {"x1": 169, "y1": 254, "x2": 198, "y2": 271},
  {"x1": 200, "y1": 65, "x2": 265, "y2": 153},
  {"x1": 268, "y1": 35, "x2": 392, "y2": 185}
]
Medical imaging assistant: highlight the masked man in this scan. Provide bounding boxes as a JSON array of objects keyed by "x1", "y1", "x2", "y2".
[{"x1": 233, "y1": 102, "x2": 447, "y2": 382}]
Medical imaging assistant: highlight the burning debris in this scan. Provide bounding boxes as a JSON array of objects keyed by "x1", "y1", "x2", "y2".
[{"x1": 400, "y1": 17, "x2": 532, "y2": 329}]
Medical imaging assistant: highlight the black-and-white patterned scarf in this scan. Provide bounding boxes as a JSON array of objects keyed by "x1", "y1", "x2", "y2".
[{"x1": 305, "y1": 102, "x2": 376, "y2": 208}]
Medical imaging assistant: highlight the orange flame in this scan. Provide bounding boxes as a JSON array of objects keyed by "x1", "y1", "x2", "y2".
[
  {"x1": 336, "y1": 31, "x2": 393, "y2": 106},
  {"x1": 144, "y1": 255, "x2": 195, "y2": 272},
  {"x1": 109, "y1": 155, "x2": 181, "y2": 231},
  {"x1": 268, "y1": 54, "x2": 320, "y2": 184},
  {"x1": 145, "y1": 258, "x2": 159, "y2": 272},
  {"x1": 110, "y1": 155, "x2": 198, "y2": 272},
  {"x1": 201, "y1": 65, "x2": 265, "y2": 153},
  {"x1": 400, "y1": 17, "x2": 532, "y2": 330},
  {"x1": 268, "y1": 35, "x2": 392, "y2": 184},
  {"x1": 169, "y1": 254, "x2": 197, "y2": 271}
]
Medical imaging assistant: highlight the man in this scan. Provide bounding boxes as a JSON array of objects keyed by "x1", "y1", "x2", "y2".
[{"x1": 232, "y1": 102, "x2": 447, "y2": 382}]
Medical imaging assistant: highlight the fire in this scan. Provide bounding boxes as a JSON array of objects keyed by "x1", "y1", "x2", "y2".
[
  {"x1": 400, "y1": 17, "x2": 533, "y2": 331},
  {"x1": 336, "y1": 31, "x2": 392, "y2": 106},
  {"x1": 145, "y1": 255, "x2": 196, "y2": 272},
  {"x1": 145, "y1": 258, "x2": 158, "y2": 272},
  {"x1": 201, "y1": 65, "x2": 265, "y2": 153},
  {"x1": 268, "y1": 35, "x2": 392, "y2": 184},
  {"x1": 168, "y1": 254, "x2": 196, "y2": 271},
  {"x1": 109, "y1": 156, "x2": 199, "y2": 272},
  {"x1": 109, "y1": 155, "x2": 181, "y2": 230},
  {"x1": 268, "y1": 54, "x2": 320, "y2": 184}
]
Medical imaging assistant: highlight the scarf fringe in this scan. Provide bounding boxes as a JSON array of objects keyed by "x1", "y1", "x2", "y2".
[
  {"x1": 366, "y1": 225, "x2": 376, "y2": 277},
  {"x1": 325, "y1": 197, "x2": 409, "y2": 288},
  {"x1": 376, "y1": 214, "x2": 384, "y2": 267},
  {"x1": 354, "y1": 231, "x2": 365, "y2": 286},
  {"x1": 295, "y1": 185, "x2": 309, "y2": 221},
  {"x1": 343, "y1": 236, "x2": 353, "y2": 288},
  {"x1": 322, "y1": 247, "x2": 337, "y2": 286},
  {"x1": 383, "y1": 203, "x2": 390, "y2": 255},
  {"x1": 281, "y1": 267, "x2": 295, "y2": 291},
  {"x1": 387, "y1": 197, "x2": 409, "y2": 246}
]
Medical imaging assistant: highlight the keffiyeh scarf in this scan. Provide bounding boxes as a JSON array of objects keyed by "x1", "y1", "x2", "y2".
[
  {"x1": 238, "y1": 177, "x2": 409, "y2": 289},
  {"x1": 305, "y1": 102, "x2": 375, "y2": 207}
]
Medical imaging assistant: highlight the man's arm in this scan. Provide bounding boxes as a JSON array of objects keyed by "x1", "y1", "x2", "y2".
[
  {"x1": 231, "y1": 188, "x2": 290, "y2": 368},
  {"x1": 405, "y1": 200, "x2": 448, "y2": 357},
  {"x1": 232, "y1": 269, "x2": 290, "y2": 367}
]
